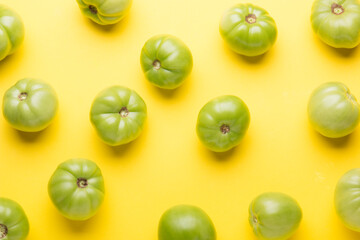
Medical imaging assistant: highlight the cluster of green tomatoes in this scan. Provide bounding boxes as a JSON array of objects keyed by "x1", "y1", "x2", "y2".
[{"x1": 1, "y1": 0, "x2": 360, "y2": 239}]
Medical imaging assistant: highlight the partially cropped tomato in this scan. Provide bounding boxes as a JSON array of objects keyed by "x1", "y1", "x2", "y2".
[
  {"x1": 2, "y1": 78, "x2": 58, "y2": 132},
  {"x1": 308, "y1": 82, "x2": 360, "y2": 138},
  {"x1": 140, "y1": 35, "x2": 193, "y2": 89},
  {"x1": 158, "y1": 205, "x2": 216, "y2": 240},
  {"x1": 219, "y1": 3, "x2": 277, "y2": 56},
  {"x1": 311, "y1": 0, "x2": 360, "y2": 48},
  {"x1": 0, "y1": 5, "x2": 24, "y2": 61},
  {"x1": 48, "y1": 158, "x2": 105, "y2": 221},
  {"x1": 90, "y1": 86, "x2": 147, "y2": 146},
  {"x1": 196, "y1": 95, "x2": 250, "y2": 152},
  {"x1": 249, "y1": 192, "x2": 302, "y2": 240},
  {"x1": 76, "y1": 0, "x2": 132, "y2": 25},
  {"x1": 334, "y1": 168, "x2": 360, "y2": 232},
  {"x1": 0, "y1": 198, "x2": 29, "y2": 240}
]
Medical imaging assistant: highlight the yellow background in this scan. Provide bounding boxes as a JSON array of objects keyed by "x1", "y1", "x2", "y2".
[{"x1": 1, "y1": 0, "x2": 360, "y2": 239}]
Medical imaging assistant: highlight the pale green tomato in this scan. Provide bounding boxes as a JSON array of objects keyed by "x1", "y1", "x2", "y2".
[
  {"x1": 2, "y1": 78, "x2": 58, "y2": 132},
  {"x1": 158, "y1": 205, "x2": 216, "y2": 240},
  {"x1": 48, "y1": 158, "x2": 105, "y2": 221},
  {"x1": 308, "y1": 82, "x2": 360, "y2": 138},
  {"x1": 311, "y1": 0, "x2": 360, "y2": 48},
  {"x1": 0, "y1": 198, "x2": 29, "y2": 240},
  {"x1": 90, "y1": 86, "x2": 147, "y2": 146},
  {"x1": 249, "y1": 192, "x2": 302, "y2": 240},
  {"x1": 0, "y1": 5, "x2": 24, "y2": 61},
  {"x1": 219, "y1": 3, "x2": 277, "y2": 56},
  {"x1": 140, "y1": 35, "x2": 193, "y2": 89},
  {"x1": 76, "y1": 0, "x2": 132, "y2": 25}
]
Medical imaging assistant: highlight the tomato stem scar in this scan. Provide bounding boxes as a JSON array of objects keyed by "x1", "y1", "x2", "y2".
[
  {"x1": 119, "y1": 107, "x2": 129, "y2": 117},
  {"x1": 18, "y1": 92, "x2": 28, "y2": 101},
  {"x1": 89, "y1": 5, "x2": 98, "y2": 14},
  {"x1": 77, "y1": 178, "x2": 88, "y2": 188},
  {"x1": 245, "y1": 14, "x2": 257, "y2": 24},
  {"x1": 331, "y1": 3, "x2": 344, "y2": 15},
  {"x1": 153, "y1": 60, "x2": 161, "y2": 70},
  {"x1": 220, "y1": 124, "x2": 230, "y2": 134},
  {"x1": 0, "y1": 224, "x2": 8, "y2": 239}
]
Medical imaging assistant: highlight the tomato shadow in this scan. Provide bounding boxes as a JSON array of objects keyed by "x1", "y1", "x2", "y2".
[
  {"x1": 82, "y1": 12, "x2": 132, "y2": 34},
  {"x1": 312, "y1": 34, "x2": 358, "y2": 58},
  {"x1": 222, "y1": 43, "x2": 270, "y2": 65},
  {"x1": 0, "y1": 48, "x2": 24, "y2": 73},
  {"x1": 311, "y1": 128, "x2": 354, "y2": 149}
]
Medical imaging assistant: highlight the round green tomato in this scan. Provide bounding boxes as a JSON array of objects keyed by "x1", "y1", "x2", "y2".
[
  {"x1": 196, "y1": 95, "x2": 250, "y2": 152},
  {"x1": 158, "y1": 205, "x2": 216, "y2": 240},
  {"x1": 48, "y1": 158, "x2": 105, "y2": 221},
  {"x1": 2, "y1": 78, "x2": 58, "y2": 132},
  {"x1": 249, "y1": 192, "x2": 302, "y2": 240},
  {"x1": 219, "y1": 3, "x2": 277, "y2": 56},
  {"x1": 334, "y1": 168, "x2": 360, "y2": 232},
  {"x1": 140, "y1": 35, "x2": 193, "y2": 89},
  {"x1": 0, "y1": 5, "x2": 24, "y2": 61},
  {"x1": 90, "y1": 86, "x2": 147, "y2": 146},
  {"x1": 311, "y1": 0, "x2": 360, "y2": 48},
  {"x1": 0, "y1": 198, "x2": 29, "y2": 240},
  {"x1": 76, "y1": 0, "x2": 132, "y2": 25},
  {"x1": 308, "y1": 82, "x2": 360, "y2": 138}
]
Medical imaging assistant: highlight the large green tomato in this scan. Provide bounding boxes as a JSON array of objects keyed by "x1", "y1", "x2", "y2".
[
  {"x1": 196, "y1": 95, "x2": 250, "y2": 152},
  {"x1": 158, "y1": 205, "x2": 216, "y2": 240},
  {"x1": 311, "y1": 0, "x2": 360, "y2": 48},
  {"x1": 48, "y1": 158, "x2": 105, "y2": 221},
  {"x1": 140, "y1": 35, "x2": 193, "y2": 89},
  {"x1": 308, "y1": 82, "x2": 360, "y2": 138},
  {"x1": 334, "y1": 168, "x2": 360, "y2": 232},
  {"x1": 2, "y1": 78, "x2": 58, "y2": 132},
  {"x1": 219, "y1": 3, "x2": 277, "y2": 56},
  {"x1": 90, "y1": 86, "x2": 147, "y2": 146},
  {"x1": 76, "y1": 0, "x2": 132, "y2": 25},
  {"x1": 0, "y1": 5, "x2": 24, "y2": 61},
  {"x1": 0, "y1": 198, "x2": 29, "y2": 240},
  {"x1": 249, "y1": 192, "x2": 302, "y2": 240}
]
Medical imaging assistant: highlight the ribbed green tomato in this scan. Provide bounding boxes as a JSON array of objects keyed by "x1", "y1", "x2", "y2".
[
  {"x1": 158, "y1": 205, "x2": 216, "y2": 240},
  {"x1": 0, "y1": 198, "x2": 29, "y2": 240},
  {"x1": 335, "y1": 168, "x2": 360, "y2": 232},
  {"x1": 2, "y1": 78, "x2": 58, "y2": 132},
  {"x1": 249, "y1": 192, "x2": 302, "y2": 240},
  {"x1": 196, "y1": 95, "x2": 250, "y2": 152},
  {"x1": 90, "y1": 86, "x2": 147, "y2": 146},
  {"x1": 311, "y1": 0, "x2": 360, "y2": 48},
  {"x1": 140, "y1": 35, "x2": 193, "y2": 89},
  {"x1": 76, "y1": 0, "x2": 132, "y2": 25},
  {"x1": 308, "y1": 82, "x2": 360, "y2": 138},
  {"x1": 219, "y1": 3, "x2": 277, "y2": 56},
  {"x1": 48, "y1": 158, "x2": 105, "y2": 221},
  {"x1": 0, "y1": 5, "x2": 24, "y2": 61}
]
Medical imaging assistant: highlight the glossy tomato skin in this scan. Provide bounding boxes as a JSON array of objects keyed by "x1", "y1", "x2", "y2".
[
  {"x1": 308, "y1": 82, "x2": 360, "y2": 138},
  {"x1": 334, "y1": 168, "x2": 360, "y2": 232},
  {"x1": 140, "y1": 35, "x2": 193, "y2": 89},
  {"x1": 76, "y1": 0, "x2": 132, "y2": 25},
  {"x1": 249, "y1": 192, "x2": 302, "y2": 240},
  {"x1": 0, "y1": 198, "x2": 29, "y2": 240},
  {"x1": 311, "y1": 0, "x2": 360, "y2": 48},
  {"x1": 90, "y1": 86, "x2": 147, "y2": 146},
  {"x1": 219, "y1": 3, "x2": 277, "y2": 56},
  {"x1": 196, "y1": 95, "x2": 250, "y2": 152},
  {"x1": 2, "y1": 78, "x2": 58, "y2": 132},
  {"x1": 0, "y1": 5, "x2": 24, "y2": 61},
  {"x1": 158, "y1": 205, "x2": 216, "y2": 240},
  {"x1": 48, "y1": 158, "x2": 105, "y2": 221}
]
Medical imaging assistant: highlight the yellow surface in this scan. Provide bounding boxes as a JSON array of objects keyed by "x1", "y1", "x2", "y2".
[{"x1": 1, "y1": 0, "x2": 360, "y2": 239}]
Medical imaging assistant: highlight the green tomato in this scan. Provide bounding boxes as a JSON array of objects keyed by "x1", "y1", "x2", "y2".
[
  {"x1": 140, "y1": 35, "x2": 193, "y2": 89},
  {"x1": 76, "y1": 0, "x2": 132, "y2": 25},
  {"x1": 0, "y1": 198, "x2": 29, "y2": 240},
  {"x1": 249, "y1": 192, "x2": 302, "y2": 240},
  {"x1": 158, "y1": 205, "x2": 216, "y2": 240},
  {"x1": 2, "y1": 78, "x2": 58, "y2": 132},
  {"x1": 90, "y1": 86, "x2": 147, "y2": 146},
  {"x1": 196, "y1": 95, "x2": 250, "y2": 152},
  {"x1": 308, "y1": 82, "x2": 360, "y2": 138},
  {"x1": 48, "y1": 158, "x2": 105, "y2": 221},
  {"x1": 219, "y1": 3, "x2": 277, "y2": 56},
  {"x1": 0, "y1": 5, "x2": 24, "y2": 61},
  {"x1": 311, "y1": 0, "x2": 360, "y2": 48}
]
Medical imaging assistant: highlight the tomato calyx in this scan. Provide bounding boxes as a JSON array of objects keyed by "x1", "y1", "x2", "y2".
[
  {"x1": 0, "y1": 224, "x2": 8, "y2": 239},
  {"x1": 18, "y1": 92, "x2": 28, "y2": 101},
  {"x1": 89, "y1": 5, "x2": 98, "y2": 14},
  {"x1": 119, "y1": 107, "x2": 129, "y2": 118},
  {"x1": 220, "y1": 124, "x2": 230, "y2": 134},
  {"x1": 331, "y1": 3, "x2": 344, "y2": 15},
  {"x1": 77, "y1": 178, "x2": 88, "y2": 188},
  {"x1": 152, "y1": 60, "x2": 161, "y2": 70},
  {"x1": 245, "y1": 14, "x2": 257, "y2": 24}
]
